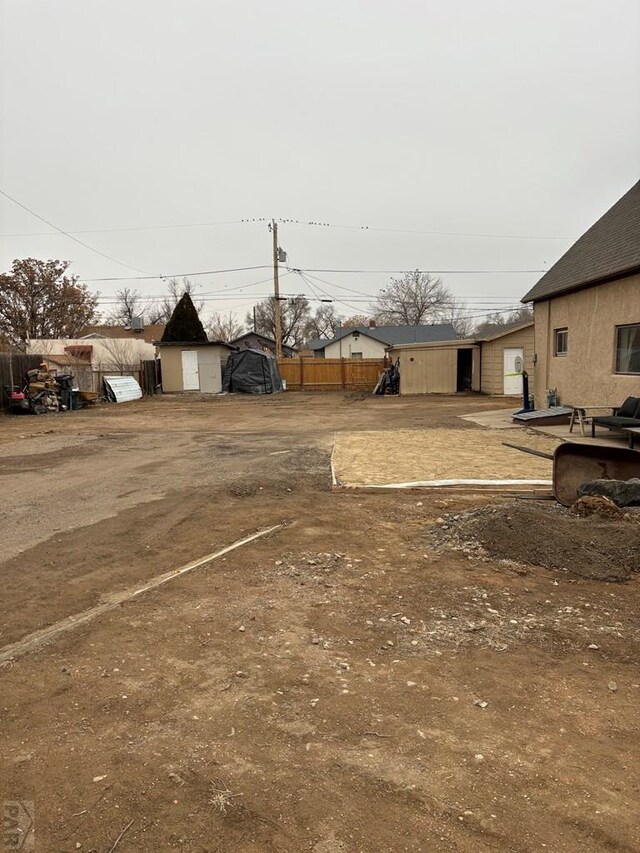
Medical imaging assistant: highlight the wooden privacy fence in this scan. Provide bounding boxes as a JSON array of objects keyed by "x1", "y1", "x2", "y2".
[{"x1": 277, "y1": 357, "x2": 386, "y2": 391}]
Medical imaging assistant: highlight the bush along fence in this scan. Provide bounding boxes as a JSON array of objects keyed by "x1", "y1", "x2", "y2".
[{"x1": 277, "y1": 357, "x2": 386, "y2": 391}]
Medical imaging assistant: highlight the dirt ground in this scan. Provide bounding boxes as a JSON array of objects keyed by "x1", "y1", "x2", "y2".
[{"x1": 1, "y1": 393, "x2": 639, "y2": 853}]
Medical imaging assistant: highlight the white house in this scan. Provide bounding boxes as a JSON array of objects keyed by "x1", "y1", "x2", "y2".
[{"x1": 306, "y1": 321, "x2": 457, "y2": 358}]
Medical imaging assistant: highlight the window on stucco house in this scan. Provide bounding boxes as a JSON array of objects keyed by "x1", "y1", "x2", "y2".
[
  {"x1": 554, "y1": 328, "x2": 568, "y2": 356},
  {"x1": 615, "y1": 323, "x2": 640, "y2": 374}
]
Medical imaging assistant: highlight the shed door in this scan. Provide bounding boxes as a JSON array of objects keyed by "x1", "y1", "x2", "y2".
[
  {"x1": 503, "y1": 347, "x2": 524, "y2": 395},
  {"x1": 181, "y1": 350, "x2": 200, "y2": 390},
  {"x1": 198, "y1": 348, "x2": 221, "y2": 394}
]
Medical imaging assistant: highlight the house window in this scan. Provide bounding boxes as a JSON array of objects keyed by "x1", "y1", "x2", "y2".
[
  {"x1": 554, "y1": 328, "x2": 568, "y2": 356},
  {"x1": 615, "y1": 323, "x2": 640, "y2": 374},
  {"x1": 351, "y1": 352, "x2": 363, "y2": 359}
]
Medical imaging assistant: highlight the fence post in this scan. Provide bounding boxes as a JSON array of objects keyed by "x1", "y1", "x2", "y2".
[
  {"x1": 340, "y1": 357, "x2": 346, "y2": 390},
  {"x1": 299, "y1": 357, "x2": 304, "y2": 390}
]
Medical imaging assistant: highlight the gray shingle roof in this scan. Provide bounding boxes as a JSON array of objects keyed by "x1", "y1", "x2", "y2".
[
  {"x1": 522, "y1": 180, "x2": 640, "y2": 303},
  {"x1": 306, "y1": 323, "x2": 457, "y2": 350}
]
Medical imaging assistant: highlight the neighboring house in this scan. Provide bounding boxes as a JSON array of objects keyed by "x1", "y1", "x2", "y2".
[
  {"x1": 79, "y1": 323, "x2": 166, "y2": 344},
  {"x1": 157, "y1": 341, "x2": 234, "y2": 394},
  {"x1": 27, "y1": 337, "x2": 156, "y2": 391},
  {"x1": 230, "y1": 332, "x2": 298, "y2": 357},
  {"x1": 522, "y1": 179, "x2": 640, "y2": 406},
  {"x1": 385, "y1": 320, "x2": 534, "y2": 396},
  {"x1": 307, "y1": 321, "x2": 457, "y2": 359}
]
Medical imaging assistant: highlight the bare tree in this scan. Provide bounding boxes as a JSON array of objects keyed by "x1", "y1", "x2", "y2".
[
  {"x1": 474, "y1": 306, "x2": 533, "y2": 337},
  {"x1": 342, "y1": 314, "x2": 371, "y2": 328},
  {"x1": 100, "y1": 338, "x2": 139, "y2": 373},
  {"x1": 435, "y1": 298, "x2": 474, "y2": 339},
  {"x1": 207, "y1": 311, "x2": 245, "y2": 342},
  {"x1": 306, "y1": 304, "x2": 342, "y2": 339},
  {"x1": 248, "y1": 297, "x2": 311, "y2": 348},
  {"x1": 0, "y1": 258, "x2": 99, "y2": 347},
  {"x1": 375, "y1": 270, "x2": 450, "y2": 325},
  {"x1": 105, "y1": 287, "x2": 149, "y2": 326},
  {"x1": 146, "y1": 277, "x2": 206, "y2": 324}
]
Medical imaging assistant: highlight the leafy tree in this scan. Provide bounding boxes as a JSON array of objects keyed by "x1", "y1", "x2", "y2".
[
  {"x1": 207, "y1": 311, "x2": 245, "y2": 342},
  {"x1": 0, "y1": 258, "x2": 99, "y2": 347},
  {"x1": 375, "y1": 270, "x2": 450, "y2": 325},
  {"x1": 247, "y1": 296, "x2": 311, "y2": 348},
  {"x1": 161, "y1": 292, "x2": 208, "y2": 342}
]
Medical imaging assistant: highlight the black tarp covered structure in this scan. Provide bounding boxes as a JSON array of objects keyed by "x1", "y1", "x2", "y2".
[{"x1": 222, "y1": 348, "x2": 283, "y2": 394}]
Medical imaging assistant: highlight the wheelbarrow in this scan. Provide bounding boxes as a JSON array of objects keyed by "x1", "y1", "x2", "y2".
[{"x1": 503, "y1": 441, "x2": 640, "y2": 506}]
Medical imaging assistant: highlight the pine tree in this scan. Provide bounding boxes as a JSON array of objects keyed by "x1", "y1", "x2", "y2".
[{"x1": 161, "y1": 293, "x2": 208, "y2": 343}]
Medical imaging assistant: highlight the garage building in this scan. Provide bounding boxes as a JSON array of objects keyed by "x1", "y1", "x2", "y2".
[{"x1": 387, "y1": 321, "x2": 534, "y2": 397}]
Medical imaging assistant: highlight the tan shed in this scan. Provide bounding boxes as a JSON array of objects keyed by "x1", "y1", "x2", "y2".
[
  {"x1": 479, "y1": 321, "x2": 534, "y2": 396},
  {"x1": 157, "y1": 342, "x2": 233, "y2": 394},
  {"x1": 387, "y1": 340, "x2": 481, "y2": 395},
  {"x1": 387, "y1": 321, "x2": 534, "y2": 397}
]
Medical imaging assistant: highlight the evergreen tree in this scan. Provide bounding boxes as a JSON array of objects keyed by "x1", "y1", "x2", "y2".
[{"x1": 161, "y1": 292, "x2": 208, "y2": 343}]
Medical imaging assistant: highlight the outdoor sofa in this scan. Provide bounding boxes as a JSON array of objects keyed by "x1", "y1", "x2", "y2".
[{"x1": 591, "y1": 396, "x2": 640, "y2": 438}]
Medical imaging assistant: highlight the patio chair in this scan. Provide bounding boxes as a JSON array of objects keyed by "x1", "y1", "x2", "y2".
[{"x1": 591, "y1": 396, "x2": 640, "y2": 437}]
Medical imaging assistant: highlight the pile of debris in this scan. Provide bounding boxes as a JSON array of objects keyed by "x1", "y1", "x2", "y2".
[
  {"x1": 9, "y1": 365, "x2": 76, "y2": 415},
  {"x1": 429, "y1": 502, "x2": 640, "y2": 582}
]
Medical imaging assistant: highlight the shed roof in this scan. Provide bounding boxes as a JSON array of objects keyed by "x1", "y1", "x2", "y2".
[
  {"x1": 522, "y1": 180, "x2": 640, "y2": 303},
  {"x1": 307, "y1": 323, "x2": 457, "y2": 350}
]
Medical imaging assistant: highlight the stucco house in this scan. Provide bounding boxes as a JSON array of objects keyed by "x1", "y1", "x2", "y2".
[
  {"x1": 307, "y1": 321, "x2": 456, "y2": 359},
  {"x1": 522, "y1": 179, "x2": 640, "y2": 406}
]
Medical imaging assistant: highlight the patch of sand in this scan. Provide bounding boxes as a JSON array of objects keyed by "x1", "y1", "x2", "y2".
[{"x1": 332, "y1": 428, "x2": 558, "y2": 486}]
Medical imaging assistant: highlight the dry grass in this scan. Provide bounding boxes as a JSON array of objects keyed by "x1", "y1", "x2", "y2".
[{"x1": 209, "y1": 781, "x2": 241, "y2": 814}]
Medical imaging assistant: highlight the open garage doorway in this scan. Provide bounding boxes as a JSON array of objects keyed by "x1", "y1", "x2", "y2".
[{"x1": 456, "y1": 348, "x2": 473, "y2": 392}]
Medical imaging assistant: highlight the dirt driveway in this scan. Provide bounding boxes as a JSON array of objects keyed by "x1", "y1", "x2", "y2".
[{"x1": 0, "y1": 393, "x2": 638, "y2": 852}]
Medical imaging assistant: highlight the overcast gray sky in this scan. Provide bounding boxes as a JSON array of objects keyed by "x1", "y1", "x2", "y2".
[{"x1": 1, "y1": 0, "x2": 639, "y2": 324}]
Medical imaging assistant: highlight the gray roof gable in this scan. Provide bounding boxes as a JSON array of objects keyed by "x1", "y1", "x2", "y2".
[
  {"x1": 522, "y1": 180, "x2": 640, "y2": 303},
  {"x1": 307, "y1": 323, "x2": 457, "y2": 350}
]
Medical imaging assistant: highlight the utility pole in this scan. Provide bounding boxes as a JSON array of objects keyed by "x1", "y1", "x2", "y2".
[{"x1": 271, "y1": 219, "x2": 283, "y2": 358}]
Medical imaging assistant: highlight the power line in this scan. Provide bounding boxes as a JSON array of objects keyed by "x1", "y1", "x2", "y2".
[
  {"x1": 302, "y1": 267, "x2": 545, "y2": 274},
  {"x1": 83, "y1": 265, "x2": 271, "y2": 282},
  {"x1": 77, "y1": 265, "x2": 543, "y2": 284},
  {"x1": 0, "y1": 188, "x2": 156, "y2": 276},
  {"x1": 0, "y1": 215, "x2": 571, "y2": 241}
]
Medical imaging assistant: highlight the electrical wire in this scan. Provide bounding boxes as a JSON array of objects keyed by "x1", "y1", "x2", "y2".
[
  {"x1": 303, "y1": 267, "x2": 546, "y2": 274},
  {"x1": 83, "y1": 265, "x2": 272, "y2": 282},
  {"x1": 0, "y1": 188, "x2": 156, "y2": 276},
  {"x1": 1, "y1": 216, "x2": 570, "y2": 241}
]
